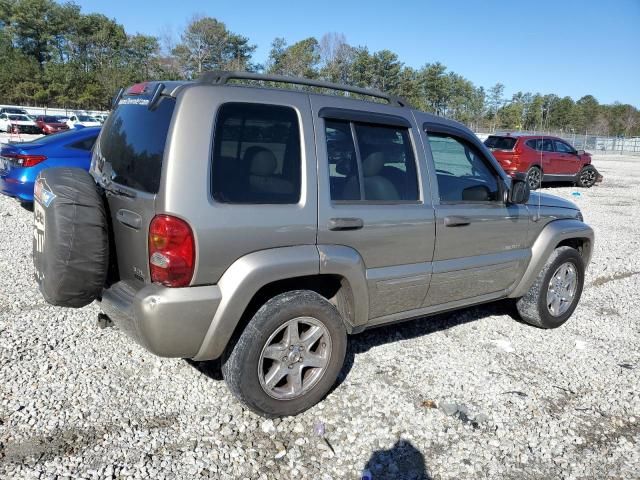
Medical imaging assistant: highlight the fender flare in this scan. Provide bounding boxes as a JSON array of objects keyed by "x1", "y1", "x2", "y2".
[
  {"x1": 192, "y1": 244, "x2": 369, "y2": 361},
  {"x1": 193, "y1": 245, "x2": 319, "y2": 360},
  {"x1": 508, "y1": 219, "x2": 594, "y2": 298}
]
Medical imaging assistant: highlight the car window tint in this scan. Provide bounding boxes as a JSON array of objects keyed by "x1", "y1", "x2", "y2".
[
  {"x1": 97, "y1": 96, "x2": 175, "y2": 193},
  {"x1": 427, "y1": 133, "x2": 500, "y2": 202},
  {"x1": 212, "y1": 103, "x2": 301, "y2": 204},
  {"x1": 324, "y1": 120, "x2": 419, "y2": 202},
  {"x1": 353, "y1": 123, "x2": 419, "y2": 201},
  {"x1": 69, "y1": 135, "x2": 98, "y2": 151},
  {"x1": 554, "y1": 140, "x2": 574, "y2": 153},
  {"x1": 484, "y1": 136, "x2": 517, "y2": 150},
  {"x1": 325, "y1": 119, "x2": 360, "y2": 201},
  {"x1": 542, "y1": 139, "x2": 554, "y2": 152}
]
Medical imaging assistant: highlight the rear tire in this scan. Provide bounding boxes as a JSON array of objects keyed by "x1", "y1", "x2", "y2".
[
  {"x1": 526, "y1": 166, "x2": 542, "y2": 190},
  {"x1": 576, "y1": 165, "x2": 598, "y2": 188},
  {"x1": 222, "y1": 290, "x2": 347, "y2": 417},
  {"x1": 516, "y1": 246, "x2": 584, "y2": 329}
]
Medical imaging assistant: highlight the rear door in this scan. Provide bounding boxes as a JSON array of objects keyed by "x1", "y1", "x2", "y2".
[
  {"x1": 423, "y1": 123, "x2": 530, "y2": 306},
  {"x1": 91, "y1": 92, "x2": 176, "y2": 285},
  {"x1": 538, "y1": 138, "x2": 556, "y2": 174},
  {"x1": 311, "y1": 96, "x2": 435, "y2": 323}
]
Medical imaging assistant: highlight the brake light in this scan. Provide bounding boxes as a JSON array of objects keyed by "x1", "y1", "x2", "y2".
[
  {"x1": 4, "y1": 153, "x2": 47, "y2": 167},
  {"x1": 148, "y1": 215, "x2": 195, "y2": 287},
  {"x1": 127, "y1": 82, "x2": 149, "y2": 95}
]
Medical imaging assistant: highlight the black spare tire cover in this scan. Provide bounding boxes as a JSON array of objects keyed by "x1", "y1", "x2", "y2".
[{"x1": 33, "y1": 167, "x2": 108, "y2": 308}]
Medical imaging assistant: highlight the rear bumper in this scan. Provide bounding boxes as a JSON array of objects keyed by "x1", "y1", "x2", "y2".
[
  {"x1": 13, "y1": 125, "x2": 41, "y2": 134},
  {"x1": 0, "y1": 174, "x2": 34, "y2": 201},
  {"x1": 99, "y1": 280, "x2": 221, "y2": 358}
]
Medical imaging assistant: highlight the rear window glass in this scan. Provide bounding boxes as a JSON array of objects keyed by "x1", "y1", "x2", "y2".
[
  {"x1": 484, "y1": 136, "x2": 517, "y2": 150},
  {"x1": 97, "y1": 97, "x2": 175, "y2": 193},
  {"x1": 212, "y1": 102, "x2": 301, "y2": 204}
]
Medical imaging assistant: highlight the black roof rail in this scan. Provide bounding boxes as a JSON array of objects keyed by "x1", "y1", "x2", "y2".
[{"x1": 198, "y1": 70, "x2": 410, "y2": 108}]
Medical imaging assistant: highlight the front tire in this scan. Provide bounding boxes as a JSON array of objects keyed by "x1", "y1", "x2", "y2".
[
  {"x1": 526, "y1": 166, "x2": 542, "y2": 190},
  {"x1": 222, "y1": 290, "x2": 347, "y2": 417},
  {"x1": 576, "y1": 165, "x2": 598, "y2": 188},
  {"x1": 516, "y1": 246, "x2": 585, "y2": 329}
]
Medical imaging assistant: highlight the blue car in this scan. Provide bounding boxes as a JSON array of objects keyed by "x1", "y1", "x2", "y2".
[{"x1": 0, "y1": 127, "x2": 100, "y2": 203}]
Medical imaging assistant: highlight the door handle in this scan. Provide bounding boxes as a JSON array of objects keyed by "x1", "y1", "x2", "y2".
[
  {"x1": 117, "y1": 209, "x2": 141, "y2": 229},
  {"x1": 328, "y1": 217, "x2": 364, "y2": 231},
  {"x1": 444, "y1": 216, "x2": 470, "y2": 227}
]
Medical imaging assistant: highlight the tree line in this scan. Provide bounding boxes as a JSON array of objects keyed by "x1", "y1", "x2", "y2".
[{"x1": 1, "y1": 1, "x2": 638, "y2": 136}]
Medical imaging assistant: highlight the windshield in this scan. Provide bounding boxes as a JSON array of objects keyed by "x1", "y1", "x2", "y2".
[
  {"x1": 78, "y1": 116, "x2": 96, "y2": 122},
  {"x1": 41, "y1": 116, "x2": 60, "y2": 123},
  {"x1": 8, "y1": 115, "x2": 29, "y2": 121},
  {"x1": 95, "y1": 96, "x2": 175, "y2": 193},
  {"x1": 484, "y1": 136, "x2": 517, "y2": 150}
]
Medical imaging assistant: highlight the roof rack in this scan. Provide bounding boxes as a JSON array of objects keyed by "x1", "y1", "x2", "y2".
[{"x1": 198, "y1": 71, "x2": 410, "y2": 108}]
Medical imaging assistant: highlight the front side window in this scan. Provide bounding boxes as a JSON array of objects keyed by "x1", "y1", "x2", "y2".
[
  {"x1": 554, "y1": 140, "x2": 574, "y2": 153},
  {"x1": 324, "y1": 120, "x2": 419, "y2": 202},
  {"x1": 427, "y1": 133, "x2": 500, "y2": 203},
  {"x1": 212, "y1": 103, "x2": 301, "y2": 204}
]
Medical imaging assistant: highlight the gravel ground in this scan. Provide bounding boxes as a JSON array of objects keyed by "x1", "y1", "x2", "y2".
[{"x1": 1, "y1": 154, "x2": 639, "y2": 480}]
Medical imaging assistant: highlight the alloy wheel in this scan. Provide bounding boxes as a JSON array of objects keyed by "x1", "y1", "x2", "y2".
[
  {"x1": 546, "y1": 262, "x2": 578, "y2": 316},
  {"x1": 258, "y1": 316, "x2": 332, "y2": 400}
]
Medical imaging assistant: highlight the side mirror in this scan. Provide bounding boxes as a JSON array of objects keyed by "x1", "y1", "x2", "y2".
[
  {"x1": 507, "y1": 179, "x2": 530, "y2": 204},
  {"x1": 576, "y1": 149, "x2": 585, "y2": 155}
]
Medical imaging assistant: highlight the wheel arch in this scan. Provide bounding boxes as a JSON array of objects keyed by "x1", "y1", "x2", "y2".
[
  {"x1": 192, "y1": 245, "x2": 368, "y2": 361},
  {"x1": 508, "y1": 219, "x2": 594, "y2": 299}
]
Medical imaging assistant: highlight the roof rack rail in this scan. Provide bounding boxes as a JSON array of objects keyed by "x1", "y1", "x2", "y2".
[{"x1": 198, "y1": 71, "x2": 410, "y2": 108}]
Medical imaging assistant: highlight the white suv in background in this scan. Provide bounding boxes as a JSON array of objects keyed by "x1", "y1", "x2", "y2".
[{"x1": 66, "y1": 114, "x2": 101, "y2": 129}]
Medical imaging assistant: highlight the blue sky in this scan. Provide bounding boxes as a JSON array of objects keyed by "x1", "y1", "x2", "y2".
[{"x1": 73, "y1": 0, "x2": 640, "y2": 106}]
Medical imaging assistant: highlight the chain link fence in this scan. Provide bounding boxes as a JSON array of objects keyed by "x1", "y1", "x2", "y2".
[{"x1": 475, "y1": 128, "x2": 640, "y2": 155}]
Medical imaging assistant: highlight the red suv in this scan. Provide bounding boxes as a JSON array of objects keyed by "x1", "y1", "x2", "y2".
[{"x1": 484, "y1": 134, "x2": 599, "y2": 189}]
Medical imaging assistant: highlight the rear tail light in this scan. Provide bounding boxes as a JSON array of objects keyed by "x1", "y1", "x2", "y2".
[
  {"x1": 148, "y1": 215, "x2": 195, "y2": 287},
  {"x1": 4, "y1": 153, "x2": 47, "y2": 167}
]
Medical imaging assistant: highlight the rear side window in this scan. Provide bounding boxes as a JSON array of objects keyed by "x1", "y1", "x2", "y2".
[
  {"x1": 212, "y1": 103, "x2": 301, "y2": 204},
  {"x1": 69, "y1": 135, "x2": 98, "y2": 151},
  {"x1": 96, "y1": 97, "x2": 175, "y2": 193},
  {"x1": 484, "y1": 136, "x2": 517, "y2": 150},
  {"x1": 325, "y1": 120, "x2": 419, "y2": 202},
  {"x1": 526, "y1": 138, "x2": 554, "y2": 152}
]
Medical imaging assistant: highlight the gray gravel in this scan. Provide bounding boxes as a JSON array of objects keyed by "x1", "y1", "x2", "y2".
[{"x1": 1, "y1": 154, "x2": 639, "y2": 479}]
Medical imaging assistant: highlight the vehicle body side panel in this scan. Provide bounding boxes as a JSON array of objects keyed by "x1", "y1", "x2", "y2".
[
  {"x1": 160, "y1": 85, "x2": 318, "y2": 285},
  {"x1": 193, "y1": 245, "x2": 321, "y2": 361}
]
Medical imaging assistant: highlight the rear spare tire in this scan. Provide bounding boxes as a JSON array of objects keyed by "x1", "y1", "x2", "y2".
[{"x1": 33, "y1": 167, "x2": 108, "y2": 308}]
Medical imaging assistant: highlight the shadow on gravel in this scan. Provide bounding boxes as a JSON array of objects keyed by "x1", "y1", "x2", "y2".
[
  {"x1": 185, "y1": 358, "x2": 223, "y2": 381},
  {"x1": 185, "y1": 300, "x2": 520, "y2": 389},
  {"x1": 337, "y1": 299, "x2": 518, "y2": 387},
  {"x1": 362, "y1": 439, "x2": 430, "y2": 480}
]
